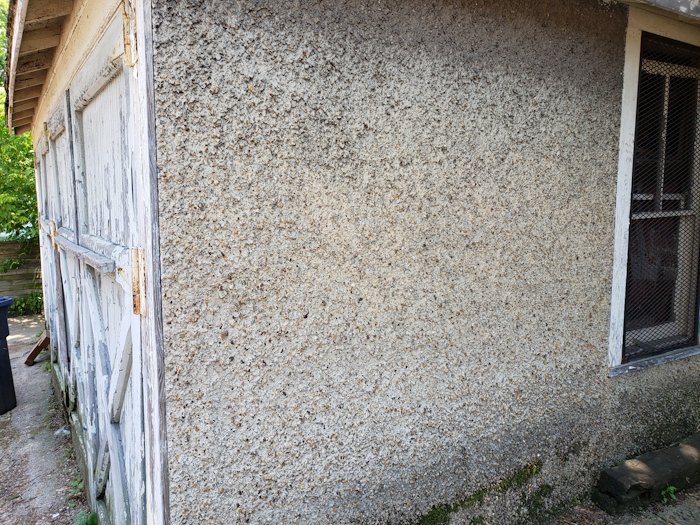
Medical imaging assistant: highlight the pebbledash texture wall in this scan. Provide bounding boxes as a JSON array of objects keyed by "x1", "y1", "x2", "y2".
[{"x1": 152, "y1": 0, "x2": 700, "y2": 523}]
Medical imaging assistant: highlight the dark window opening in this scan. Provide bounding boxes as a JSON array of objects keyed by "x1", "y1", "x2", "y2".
[{"x1": 623, "y1": 33, "x2": 700, "y2": 362}]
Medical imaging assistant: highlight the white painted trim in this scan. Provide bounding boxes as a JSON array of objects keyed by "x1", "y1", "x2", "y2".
[
  {"x1": 629, "y1": 7, "x2": 700, "y2": 47},
  {"x1": 7, "y1": 0, "x2": 29, "y2": 130},
  {"x1": 46, "y1": 105, "x2": 66, "y2": 140},
  {"x1": 610, "y1": 345, "x2": 700, "y2": 376},
  {"x1": 608, "y1": 23, "x2": 641, "y2": 368},
  {"x1": 133, "y1": 0, "x2": 170, "y2": 520},
  {"x1": 608, "y1": 7, "x2": 700, "y2": 369}
]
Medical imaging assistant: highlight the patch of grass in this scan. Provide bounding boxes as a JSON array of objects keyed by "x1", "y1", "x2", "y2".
[
  {"x1": 73, "y1": 511, "x2": 98, "y2": 525},
  {"x1": 40, "y1": 359, "x2": 52, "y2": 372},
  {"x1": 469, "y1": 517, "x2": 487, "y2": 525}
]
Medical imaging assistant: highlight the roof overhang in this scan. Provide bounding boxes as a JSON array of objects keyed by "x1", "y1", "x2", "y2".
[
  {"x1": 5, "y1": 0, "x2": 73, "y2": 135},
  {"x1": 622, "y1": 0, "x2": 700, "y2": 23},
  {"x1": 3, "y1": 1, "x2": 699, "y2": 134}
]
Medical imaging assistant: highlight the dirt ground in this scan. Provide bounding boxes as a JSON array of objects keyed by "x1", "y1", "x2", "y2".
[
  {"x1": 552, "y1": 485, "x2": 700, "y2": 525},
  {"x1": 0, "y1": 315, "x2": 89, "y2": 525}
]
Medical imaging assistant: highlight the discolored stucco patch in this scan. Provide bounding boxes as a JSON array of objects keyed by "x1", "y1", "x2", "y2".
[{"x1": 151, "y1": 0, "x2": 700, "y2": 523}]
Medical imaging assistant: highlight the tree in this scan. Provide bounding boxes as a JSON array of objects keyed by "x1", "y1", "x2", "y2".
[{"x1": 0, "y1": 0, "x2": 37, "y2": 239}]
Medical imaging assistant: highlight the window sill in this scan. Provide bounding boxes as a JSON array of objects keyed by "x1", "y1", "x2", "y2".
[{"x1": 610, "y1": 345, "x2": 700, "y2": 377}]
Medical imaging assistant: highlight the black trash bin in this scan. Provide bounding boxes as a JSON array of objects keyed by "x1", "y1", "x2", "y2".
[{"x1": 0, "y1": 296, "x2": 16, "y2": 415}]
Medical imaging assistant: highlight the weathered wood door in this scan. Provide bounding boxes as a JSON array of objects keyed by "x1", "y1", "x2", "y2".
[{"x1": 38, "y1": 14, "x2": 146, "y2": 525}]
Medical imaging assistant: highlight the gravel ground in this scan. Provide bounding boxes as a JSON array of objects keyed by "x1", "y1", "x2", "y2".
[{"x1": 0, "y1": 315, "x2": 89, "y2": 525}]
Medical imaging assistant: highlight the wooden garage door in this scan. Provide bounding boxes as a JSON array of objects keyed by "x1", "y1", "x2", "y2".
[{"x1": 40, "y1": 13, "x2": 146, "y2": 525}]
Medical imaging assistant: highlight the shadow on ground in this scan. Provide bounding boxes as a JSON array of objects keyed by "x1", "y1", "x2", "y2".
[{"x1": 552, "y1": 484, "x2": 700, "y2": 525}]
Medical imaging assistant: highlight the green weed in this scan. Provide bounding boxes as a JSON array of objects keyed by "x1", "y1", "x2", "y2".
[
  {"x1": 0, "y1": 256, "x2": 21, "y2": 272},
  {"x1": 661, "y1": 484, "x2": 677, "y2": 505},
  {"x1": 8, "y1": 291, "x2": 43, "y2": 316},
  {"x1": 68, "y1": 478, "x2": 84, "y2": 498},
  {"x1": 73, "y1": 511, "x2": 98, "y2": 525}
]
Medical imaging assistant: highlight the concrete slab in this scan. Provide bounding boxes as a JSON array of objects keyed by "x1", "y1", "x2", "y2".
[
  {"x1": 7, "y1": 314, "x2": 45, "y2": 348},
  {"x1": 0, "y1": 314, "x2": 88, "y2": 525}
]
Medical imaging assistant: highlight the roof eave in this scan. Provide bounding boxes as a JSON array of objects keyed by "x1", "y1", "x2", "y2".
[
  {"x1": 5, "y1": 0, "x2": 28, "y2": 133},
  {"x1": 626, "y1": 0, "x2": 700, "y2": 23},
  {"x1": 5, "y1": 0, "x2": 73, "y2": 135}
]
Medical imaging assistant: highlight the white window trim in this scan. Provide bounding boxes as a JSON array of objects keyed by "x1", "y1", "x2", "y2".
[{"x1": 608, "y1": 7, "x2": 700, "y2": 371}]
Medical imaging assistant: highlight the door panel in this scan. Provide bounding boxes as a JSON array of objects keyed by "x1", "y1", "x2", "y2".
[{"x1": 39, "y1": 13, "x2": 146, "y2": 525}]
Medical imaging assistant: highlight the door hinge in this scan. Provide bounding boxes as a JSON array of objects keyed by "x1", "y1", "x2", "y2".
[
  {"x1": 121, "y1": 0, "x2": 138, "y2": 67},
  {"x1": 50, "y1": 221, "x2": 58, "y2": 250},
  {"x1": 130, "y1": 247, "x2": 146, "y2": 316}
]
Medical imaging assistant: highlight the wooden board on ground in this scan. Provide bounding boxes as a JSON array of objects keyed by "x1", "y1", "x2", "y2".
[{"x1": 24, "y1": 332, "x2": 50, "y2": 366}]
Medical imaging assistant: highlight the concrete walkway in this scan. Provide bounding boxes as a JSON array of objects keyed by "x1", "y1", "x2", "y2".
[{"x1": 0, "y1": 315, "x2": 88, "y2": 525}]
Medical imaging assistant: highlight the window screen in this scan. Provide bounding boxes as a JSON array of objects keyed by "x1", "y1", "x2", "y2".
[{"x1": 623, "y1": 33, "x2": 700, "y2": 362}]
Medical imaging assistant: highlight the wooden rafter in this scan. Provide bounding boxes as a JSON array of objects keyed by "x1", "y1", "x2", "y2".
[
  {"x1": 15, "y1": 70, "x2": 47, "y2": 90},
  {"x1": 13, "y1": 99, "x2": 38, "y2": 113},
  {"x1": 13, "y1": 115, "x2": 33, "y2": 127},
  {"x1": 6, "y1": 0, "x2": 74, "y2": 130},
  {"x1": 14, "y1": 85, "x2": 42, "y2": 102},
  {"x1": 24, "y1": 0, "x2": 72, "y2": 30},
  {"x1": 16, "y1": 49, "x2": 54, "y2": 75},
  {"x1": 12, "y1": 109, "x2": 34, "y2": 121},
  {"x1": 19, "y1": 24, "x2": 62, "y2": 56}
]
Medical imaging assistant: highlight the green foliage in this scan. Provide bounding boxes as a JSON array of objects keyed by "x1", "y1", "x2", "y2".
[
  {"x1": 0, "y1": 94, "x2": 36, "y2": 239},
  {"x1": 661, "y1": 484, "x2": 677, "y2": 504},
  {"x1": 0, "y1": 0, "x2": 7, "y2": 86},
  {"x1": 0, "y1": 238, "x2": 39, "y2": 271},
  {"x1": 0, "y1": 256, "x2": 20, "y2": 272},
  {"x1": 8, "y1": 291, "x2": 43, "y2": 316},
  {"x1": 73, "y1": 511, "x2": 98, "y2": 525},
  {"x1": 69, "y1": 478, "x2": 85, "y2": 498},
  {"x1": 0, "y1": 0, "x2": 37, "y2": 240}
]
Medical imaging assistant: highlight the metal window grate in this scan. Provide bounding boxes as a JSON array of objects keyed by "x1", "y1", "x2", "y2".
[{"x1": 623, "y1": 33, "x2": 700, "y2": 362}]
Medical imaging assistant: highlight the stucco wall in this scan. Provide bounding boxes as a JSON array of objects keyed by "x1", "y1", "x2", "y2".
[{"x1": 152, "y1": 0, "x2": 700, "y2": 523}]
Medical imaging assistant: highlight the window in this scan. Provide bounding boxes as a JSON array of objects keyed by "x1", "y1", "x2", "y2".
[{"x1": 609, "y1": 9, "x2": 700, "y2": 371}]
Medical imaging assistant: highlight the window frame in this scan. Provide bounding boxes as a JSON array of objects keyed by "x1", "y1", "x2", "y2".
[{"x1": 608, "y1": 7, "x2": 700, "y2": 374}]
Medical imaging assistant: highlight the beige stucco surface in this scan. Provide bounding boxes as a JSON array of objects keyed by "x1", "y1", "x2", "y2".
[{"x1": 152, "y1": 0, "x2": 700, "y2": 523}]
